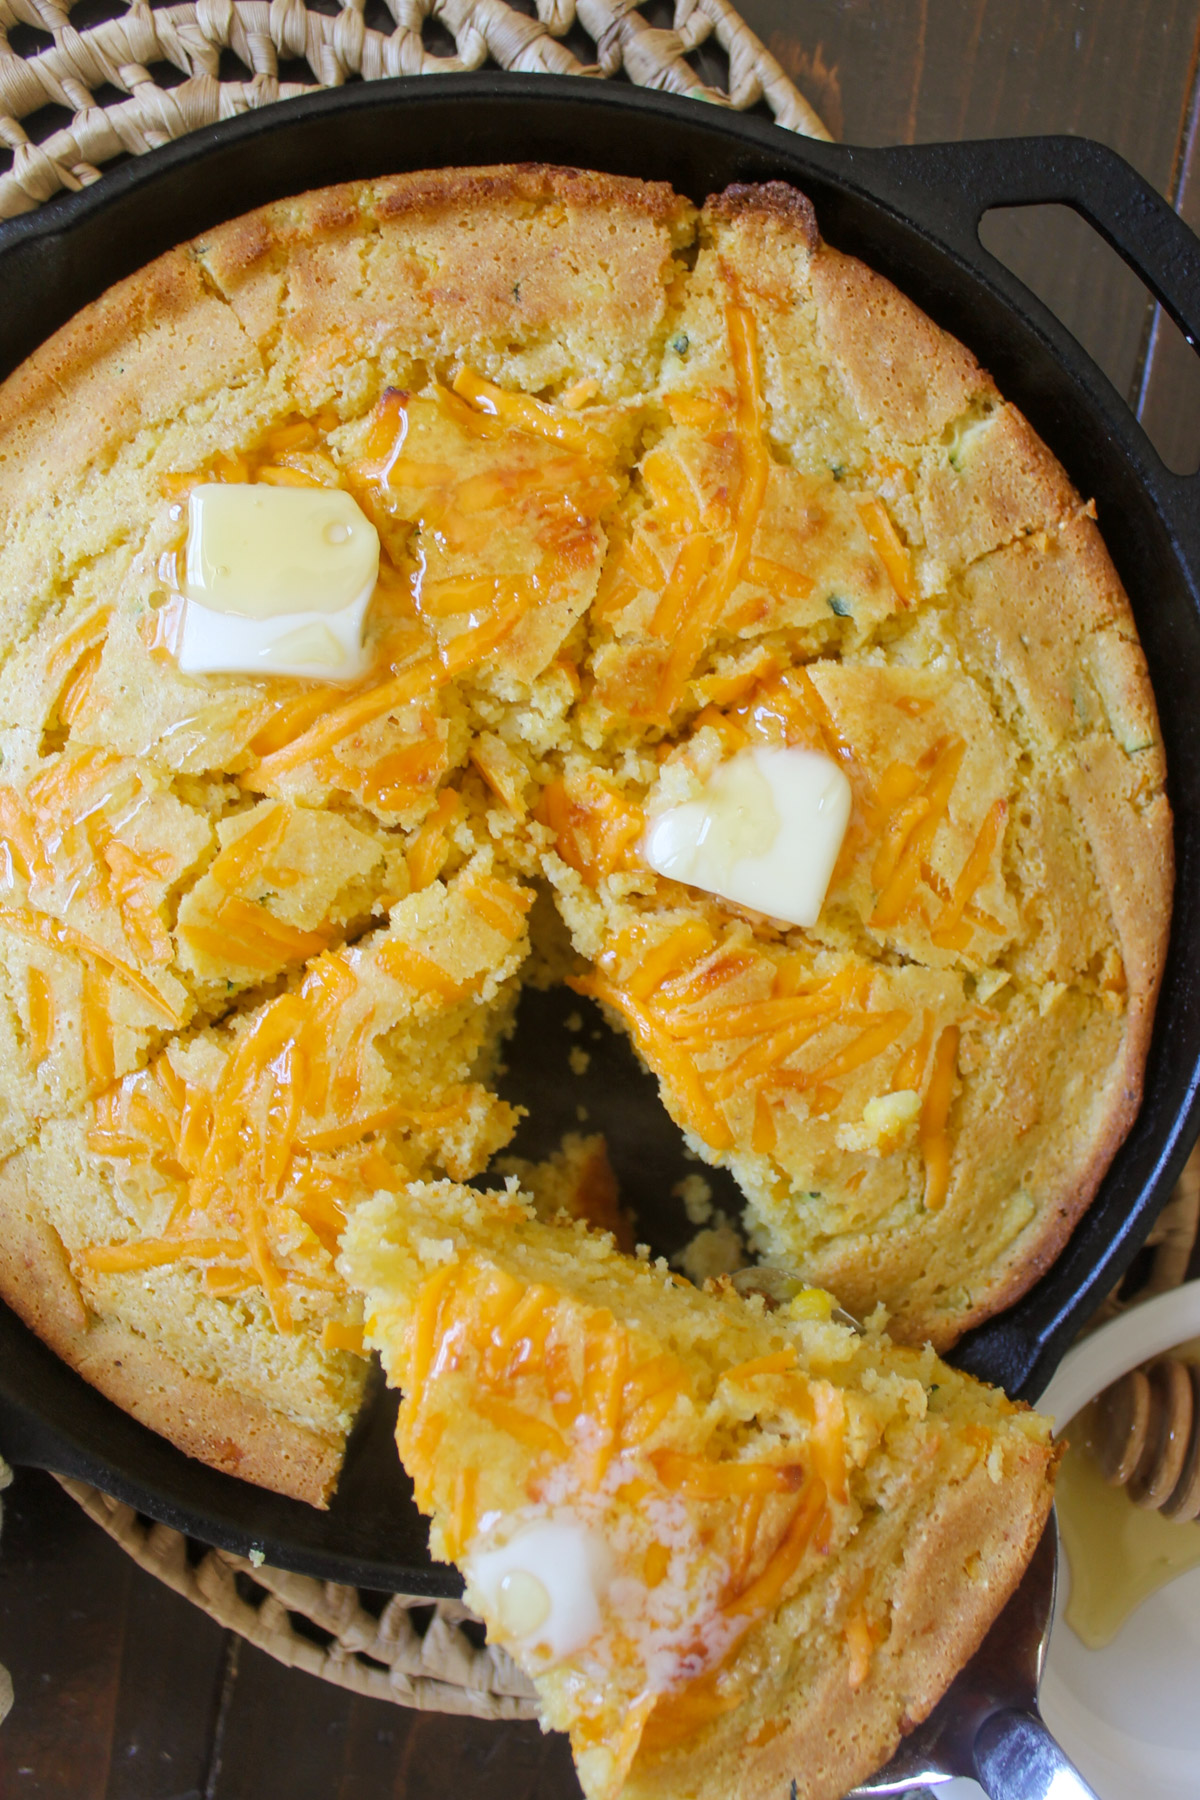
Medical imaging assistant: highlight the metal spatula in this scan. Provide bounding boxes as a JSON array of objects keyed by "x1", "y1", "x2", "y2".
[{"x1": 847, "y1": 1517, "x2": 1099, "y2": 1800}]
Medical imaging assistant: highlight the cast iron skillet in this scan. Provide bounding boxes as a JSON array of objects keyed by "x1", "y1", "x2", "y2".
[{"x1": 0, "y1": 75, "x2": 1199, "y2": 1594}]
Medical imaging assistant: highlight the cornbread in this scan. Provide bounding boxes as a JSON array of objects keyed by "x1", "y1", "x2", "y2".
[
  {"x1": 0, "y1": 862, "x2": 527, "y2": 1501},
  {"x1": 344, "y1": 1178, "x2": 1055, "y2": 1800},
  {"x1": 500, "y1": 1131, "x2": 634, "y2": 1251},
  {"x1": 0, "y1": 163, "x2": 1170, "y2": 1503}
]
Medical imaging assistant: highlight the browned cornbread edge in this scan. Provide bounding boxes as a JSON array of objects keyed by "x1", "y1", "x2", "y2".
[
  {"x1": 0, "y1": 1156, "x2": 343, "y2": 1507},
  {"x1": 701, "y1": 180, "x2": 1172, "y2": 1349},
  {"x1": 729, "y1": 1438, "x2": 1056, "y2": 1800}
]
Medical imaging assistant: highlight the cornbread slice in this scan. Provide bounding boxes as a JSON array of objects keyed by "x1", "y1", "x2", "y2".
[
  {"x1": 344, "y1": 1180, "x2": 1054, "y2": 1800},
  {"x1": 173, "y1": 797, "x2": 406, "y2": 1000},
  {"x1": 0, "y1": 863, "x2": 531, "y2": 1502},
  {"x1": 0, "y1": 728, "x2": 414, "y2": 1159}
]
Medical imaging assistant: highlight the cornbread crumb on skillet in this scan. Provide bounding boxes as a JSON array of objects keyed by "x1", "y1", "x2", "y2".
[
  {"x1": 344, "y1": 1179, "x2": 1055, "y2": 1800},
  {"x1": 500, "y1": 1130, "x2": 634, "y2": 1251},
  {"x1": 0, "y1": 164, "x2": 1170, "y2": 1500}
]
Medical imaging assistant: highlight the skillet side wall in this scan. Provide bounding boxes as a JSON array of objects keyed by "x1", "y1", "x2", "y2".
[{"x1": 0, "y1": 76, "x2": 1194, "y2": 1585}]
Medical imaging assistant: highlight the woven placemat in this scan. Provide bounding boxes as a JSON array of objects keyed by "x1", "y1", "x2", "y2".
[
  {"x1": 61, "y1": 1475, "x2": 539, "y2": 1717},
  {"x1": 0, "y1": 0, "x2": 830, "y2": 221}
]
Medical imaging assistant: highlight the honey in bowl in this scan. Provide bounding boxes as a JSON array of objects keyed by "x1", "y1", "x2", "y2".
[{"x1": 1057, "y1": 1347, "x2": 1200, "y2": 1650}]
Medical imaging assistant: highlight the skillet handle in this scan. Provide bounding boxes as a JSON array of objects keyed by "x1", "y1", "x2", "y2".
[
  {"x1": 972, "y1": 1708, "x2": 1100, "y2": 1800},
  {"x1": 858, "y1": 134, "x2": 1200, "y2": 555},
  {"x1": 861, "y1": 135, "x2": 1200, "y2": 357}
]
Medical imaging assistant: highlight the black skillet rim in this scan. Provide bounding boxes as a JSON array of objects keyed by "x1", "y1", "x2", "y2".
[{"x1": 1, "y1": 72, "x2": 1199, "y2": 1592}]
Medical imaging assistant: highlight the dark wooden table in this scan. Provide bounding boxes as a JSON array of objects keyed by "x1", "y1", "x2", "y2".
[{"x1": 3, "y1": 3, "x2": 1200, "y2": 1794}]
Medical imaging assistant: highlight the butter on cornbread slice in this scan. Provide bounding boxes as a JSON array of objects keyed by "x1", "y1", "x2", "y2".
[{"x1": 345, "y1": 1178, "x2": 1054, "y2": 1800}]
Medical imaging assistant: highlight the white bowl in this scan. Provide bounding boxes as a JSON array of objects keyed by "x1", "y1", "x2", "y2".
[{"x1": 938, "y1": 1280, "x2": 1200, "y2": 1800}]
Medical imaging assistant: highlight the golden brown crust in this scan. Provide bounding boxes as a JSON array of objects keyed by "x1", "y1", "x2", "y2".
[
  {"x1": 0, "y1": 1155, "x2": 342, "y2": 1508},
  {"x1": 810, "y1": 242, "x2": 996, "y2": 441},
  {"x1": 736, "y1": 1442, "x2": 1055, "y2": 1799},
  {"x1": 0, "y1": 248, "x2": 256, "y2": 503},
  {"x1": 705, "y1": 179, "x2": 819, "y2": 249},
  {"x1": 373, "y1": 161, "x2": 690, "y2": 226},
  {"x1": 192, "y1": 162, "x2": 695, "y2": 389}
]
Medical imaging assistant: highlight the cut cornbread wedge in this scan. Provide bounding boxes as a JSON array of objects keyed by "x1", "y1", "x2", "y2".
[
  {"x1": 0, "y1": 863, "x2": 531, "y2": 1504},
  {"x1": 0, "y1": 727, "x2": 409, "y2": 1159},
  {"x1": 0, "y1": 734, "x2": 209, "y2": 1156},
  {"x1": 173, "y1": 795, "x2": 406, "y2": 1002},
  {"x1": 541, "y1": 179, "x2": 1170, "y2": 1349},
  {"x1": 343, "y1": 1180, "x2": 1055, "y2": 1800}
]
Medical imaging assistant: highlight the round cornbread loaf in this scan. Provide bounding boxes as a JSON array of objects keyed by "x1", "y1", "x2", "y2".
[{"x1": 0, "y1": 164, "x2": 1170, "y2": 1503}]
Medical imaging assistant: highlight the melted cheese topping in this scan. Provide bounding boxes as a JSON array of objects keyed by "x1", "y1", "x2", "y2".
[
  {"x1": 575, "y1": 928, "x2": 923, "y2": 1162},
  {"x1": 36, "y1": 288, "x2": 1050, "y2": 1396},
  {"x1": 78, "y1": 875, "x2": 532, "y2": 1322}
]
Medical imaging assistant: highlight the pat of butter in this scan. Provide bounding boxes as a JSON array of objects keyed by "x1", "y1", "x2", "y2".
[
  {"x1": 643, "y1": 745, "x2": 851, "y2": 928},
  {"x1": 464, "y1": 1514, "x2": 611, "y2": 1663},
  {"x1": 179, "y1": 483, "x2": 379, "y2": 680}
]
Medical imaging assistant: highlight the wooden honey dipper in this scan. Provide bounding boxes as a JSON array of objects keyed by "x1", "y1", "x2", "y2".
[{"x1": 1087, "y1": 1355, "x2": 1200, "y2": 1519}]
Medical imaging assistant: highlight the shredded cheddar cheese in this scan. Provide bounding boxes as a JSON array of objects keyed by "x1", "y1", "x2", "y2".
[
  {"x1": 919, "y1": 1026, "x2": 960, "y2": 1211},
  {"x1": 650, "y1": 305, "x2": 770, "y2": 718},
  {"x1": 857, "y1": 496, "x2": 916, "y2": 606},
  {"x1": 26, "y1": 965, "x2": 53, "y2": 1067},
  {"x1": 3, "y1": 907, "x2": 181, "y2": 1025},
  {"x1": 451, "y1": 365, "x2": 612, "y2": 461},
  {"x1": 538, "y1": 778, "x2": 644, "y2": 888},
  {"x1": 45, "y1": 605, "x2": 113, "y2": 706},
  {"x1": 77, "y1": 874, "x2": 526, "y2": 1321},
  {"x1": 406, "y1": 789, "x2": 461, "y2": 892},
  {"x1": 930, "y1": 798, "x2": 1007, "y2": 950}
]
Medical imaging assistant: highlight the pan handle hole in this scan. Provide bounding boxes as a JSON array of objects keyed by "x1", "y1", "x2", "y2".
[{"x1": 981, "y1": 203, "x2": 1200, "y2": 477}]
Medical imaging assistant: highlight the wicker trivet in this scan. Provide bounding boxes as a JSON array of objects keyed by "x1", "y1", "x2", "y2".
[
  {"x1": 60, "y1": 1475, "x2": 539, "y2": 1717},
  {"x1": 0, "y1": 0, "x2": 829, "y2": 222}
]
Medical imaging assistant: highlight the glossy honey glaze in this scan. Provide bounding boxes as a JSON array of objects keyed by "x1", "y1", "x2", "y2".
[{"x1": 1058, "y1": 1379, "x2": 1200, "y2": 1650}]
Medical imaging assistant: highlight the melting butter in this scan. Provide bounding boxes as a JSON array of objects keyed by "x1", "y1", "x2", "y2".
[
  {"x1": 1057, "y1": 1408, "x2": 1200, "y2": 1650},
  {"x1": 179, "y1": 483, "x2": 379, "y2": 680},
  {"x1": 464, "y1": 1513, "x2": 611, "y2": 1664},
  {"x1": 642, "y1": 745, "x2": 851, "y2": 928}
]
